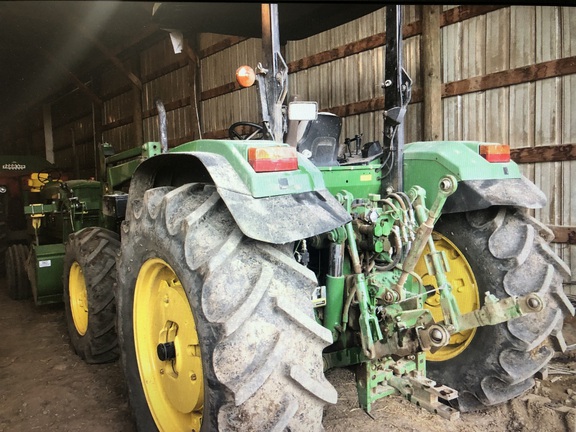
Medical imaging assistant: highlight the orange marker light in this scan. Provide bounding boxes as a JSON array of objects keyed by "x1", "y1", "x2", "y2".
[
  {"x1": 479, "y1": 144, "x2": 510, "y2": 163},
  {"x1": 248, "y1": 146, "x2": 299, "y2": 172},
  {"x1": 236, "y1": 65, "x2": 256, "y2": 88}
]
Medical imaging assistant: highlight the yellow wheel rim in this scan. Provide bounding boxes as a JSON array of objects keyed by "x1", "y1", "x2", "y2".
[
  {"x1": 134, "y1": 258, "x2": 203, "y2": 432},
  {"x1": 69, "y1": 261, "x2": 88, "y2": 336},
  {"x1": 415, "y1": 232, "x2": 480, "y2": 362}
]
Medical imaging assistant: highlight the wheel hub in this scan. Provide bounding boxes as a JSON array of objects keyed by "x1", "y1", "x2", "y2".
[
  {"x1": 415, "y1": 233, "x2": 480, "y2": 362},
  {"x1": 69, "y1": 261, "x2": 89, "y2": 336},
  {"x1": 134, "y1": 258, "x2": 204, "y2": 432},
  {"x1": 157, "y1": 342, "x2": 177, "y2": 361}
]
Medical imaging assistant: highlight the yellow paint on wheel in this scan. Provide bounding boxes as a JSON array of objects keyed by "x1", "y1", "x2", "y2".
[
  {"x1": 69, "y1": 261, "x2": 88, "y2": 336},
  {"x1": 134, "y1": 258, "x2": 203, "y2": 432},
  {"x1": 415, "y1": 233, "x2": 480, "y2": 362}
]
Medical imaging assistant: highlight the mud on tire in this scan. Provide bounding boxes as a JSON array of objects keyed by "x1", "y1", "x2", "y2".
[
  {"x1": 117, "y1": 183, "x2": 336, "y2": 431},
  {"x1": 63, "y1": 227, "x2": 120, "y2": 364},
  {"x1": 427, "y1": 206, "x2": 574, "y2": 412}
]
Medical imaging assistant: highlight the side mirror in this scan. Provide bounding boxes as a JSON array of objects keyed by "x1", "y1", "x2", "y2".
[{"x1": 288, "y1": 101, "x2": 318, "y2": 121}]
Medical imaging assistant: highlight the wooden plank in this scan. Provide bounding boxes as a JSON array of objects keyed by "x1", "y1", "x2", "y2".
[
  {"x1": 441, "y1": 5, "x2": 507, "y2": 26},
  {"x1": 142, "y1": 97, "x2": 191, "y2": 119},
  {"x1": 201, "y1": 82, "x2": 242, "y2": 102},
  {"x1": 142, "y1": 58, "x2": 189, "y2": 84},
  {"x1": 322, "y1": 87, "x2": 423, "y2": 118},
  {"x1": 102, "y1": 116, "x2": 133, "y2": 132},
  {"x1": 43, "y1": 104, "x2": 55, "y2": 164},
  {"x1": 443, "y1": 56, "x2": 576, "y2": 97},
  {"x1": 508, "y1": 83, "x2": 535, "y2": 148},
  {"x1": 38, "y1": 47, "x2": 103, "y2": 107},
  {"x1": 200, "y1": 36, "x2": 248, "y2": 59},
  {"x1": 510, "y1": 6, "x2": 535, "y2": 69},
  {"x1": 549, "y1": 225, "x2": 576, "y2": 245},
  {"x1": 511, "y1": 143, "x2": 576, "y2": 164},
  {"x1": 421, "y1": 5, "x2": 442, "y2": 141}
]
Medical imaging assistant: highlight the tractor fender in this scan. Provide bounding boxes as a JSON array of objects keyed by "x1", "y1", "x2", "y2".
[
  {"x1": 404, "y1": 141, "x2": 547, "y2": 213},
  {"x1": 129, "y1": 151, "x2": 351, "y2": 244},
  {"x1": 442, "y1": 177, "x2": 547, "y2": 213}
]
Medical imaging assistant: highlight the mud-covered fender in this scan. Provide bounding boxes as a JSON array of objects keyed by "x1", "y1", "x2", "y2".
[
  {"x1": 128, "y1": 151, "x2": 351, "y2": 244},
  {"x1": 404, "y1": 141, "x2": 547, "y2": 213},
  {"x1": 442, "y1": 177, "x2": 546, "y2": 213}
]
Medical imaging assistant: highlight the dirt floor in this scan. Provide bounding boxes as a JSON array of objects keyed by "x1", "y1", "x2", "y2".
[{"x1": 0, "y1": 279, "x2": 575, "y2": 432}]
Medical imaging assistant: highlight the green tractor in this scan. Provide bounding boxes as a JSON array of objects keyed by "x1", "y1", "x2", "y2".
[
  {"x1": 106, "y1": 3, "x2": 574, "y2": 431},
  {"x1": 0, "y1": 156, "x2": 63, "y2": 300},
  {"x1": 9, "y1": 141, "x2": 163, "y2": 363}
]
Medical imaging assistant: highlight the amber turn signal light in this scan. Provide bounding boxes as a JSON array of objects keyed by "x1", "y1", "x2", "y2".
[{"x1": 236, "y1": 65, "x2": 256, "y2": 88}]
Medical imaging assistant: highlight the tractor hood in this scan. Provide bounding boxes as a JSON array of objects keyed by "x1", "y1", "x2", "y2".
[{"x1": 152, "y1": 2, "x2": 382, "y2": 42}]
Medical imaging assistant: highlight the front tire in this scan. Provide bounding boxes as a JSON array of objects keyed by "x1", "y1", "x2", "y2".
[
  {"x1": 425, "y1": 207, "x2": 574, "y2": 411},
  {"x1": 63, "y1": 227, "x2": 120, "y2": 364},
  {"x1": 117, "y1": 183, "x2": 336, "y2": 431},
  {"x1": 6, "y1": 243, "x2": 31, "y2": 300}
]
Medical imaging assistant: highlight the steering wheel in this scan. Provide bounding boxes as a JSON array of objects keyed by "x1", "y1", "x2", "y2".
[
  {"x1": 37, "y1": 169, "x2": 62, "y2": 184},
  {"x1": 228, "y1": 121, "x2": 265, "y2": 140}
]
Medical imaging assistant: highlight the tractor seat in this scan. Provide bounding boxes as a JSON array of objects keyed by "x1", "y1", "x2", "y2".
[{"x1": 295, "y1": 113, "x2": 341, "y2": 167}]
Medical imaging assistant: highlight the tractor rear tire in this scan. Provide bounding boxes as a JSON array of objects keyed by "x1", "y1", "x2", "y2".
[
  {"x1": 63, "y1": 227, "x2": 120, "y2": 364},
  {"x1": 6, "y1": 243, "x2": 31, "y2": 300},
  {"x1": 117, "y1": 183, "x2": 335, "y2": 432},
  {"x1": 427, "y1": 206, "x2": 574, "y2": 412}
]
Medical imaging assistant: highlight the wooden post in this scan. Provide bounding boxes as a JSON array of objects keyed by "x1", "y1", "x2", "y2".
[
  {"x1": 91, "y1": 73, "x2": 103, "y2": 179},
  {"x1": 43, "y1": 104, "x2": 55, "y2": 164},
  {"x1": 132, "y1": 57, "x2": 144, "y2": 147},
  {"x1": 421, "y1": 5, "x2": 442, "y2": 141}
]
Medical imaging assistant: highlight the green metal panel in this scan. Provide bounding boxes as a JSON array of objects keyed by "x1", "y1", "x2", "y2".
[
  {"x1": 66, "y1": 180, "x2": 102, "y2": 211},
  {"x1": 404, "y1": 141, "x2": 521, "y2": 207},
  {"x1": 105, "y1": 142, "x2": 162, "y2": 190},
  {"x1": 172, "y1": 140, "x2": 327, "y2": 198},
  {"x1": 319, "y1": 164, "x2": 381, "y2": 198},
  {"x1": 31, "y1": 243, "x2": 65, "y2": 305},
  {"x1": 107, "y1": 159, "x2": 141, "y2": 190}
]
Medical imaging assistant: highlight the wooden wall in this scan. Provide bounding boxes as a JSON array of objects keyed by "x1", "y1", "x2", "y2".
[{"x1": 4, "y1": 4, "x2": 575, "y2": 293}]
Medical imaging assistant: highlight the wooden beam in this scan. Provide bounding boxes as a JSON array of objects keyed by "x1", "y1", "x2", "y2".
[
  {"x1": 200, "y1": 36, "x2": 248, "y2": 59},
  {"x1": 288, "y1": 22, "x2": 421, "y2": 75},
  {"x1": 549, "y1": 226, "x2": 576, "y2": 245},
  {"x1": 132, "y1": 57, "x2": 143, "y2": 147},
  {"x1": 510, "y1": 144, "x2": 576, "y2": 164},
  {"x1": 201, "y1": 82, "x2": 242, "y2": 102},
  {"x1": 443, "y1": 56, "x2": 576, "y2": 97},
  {"x1": 102, "y1": 116, "x2": 133, "y2": 132},
  {"x1": 60, "y1": 6, "x2": 143, "y2": 90},
  {"x1": 36, "y1": 47, "x2": 103, "y2": 106},
  {"x1": 43, "y1": 104, "x2": 55, "y2": 164},
  {"x1": 421, "y1": 5, "x2": 442, "y2": 141},
  {"x1": 199, "y1": 5, "x2": 510, "y2": 104},
  {"x1": 440, "y1": 5, "x2": 507, "y2": 27}
]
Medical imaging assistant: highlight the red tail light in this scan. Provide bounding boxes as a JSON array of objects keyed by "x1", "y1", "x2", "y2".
[
  {"x1": 479, "y1": 144, "x2": 510, "y2": 163},
  {"x1": 248, "y1": 146, "x2": 299, "y2": 172}
]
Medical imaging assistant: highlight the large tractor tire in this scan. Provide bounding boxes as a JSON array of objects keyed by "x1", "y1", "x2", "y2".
[
  {"x1": 421, "y1": 206, "x2": 574, "y2": 412},
  {"x1": 63, "y1": 227, "x2": 120, "y2": 364},
  {"x1": 117, "y1": 183, "x2": 336, "y2": 432},
  {"x1": 6, "y1": 243, "x2": 31, "y2": 300}
]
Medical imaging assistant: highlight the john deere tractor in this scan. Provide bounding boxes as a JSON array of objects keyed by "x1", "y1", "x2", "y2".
[
  {"x1": 9, "y1": 141, "x2": 163, "y2": 363},
  {"x1": 106, "y1": 3, "x2": 575, "y2": 431}
]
